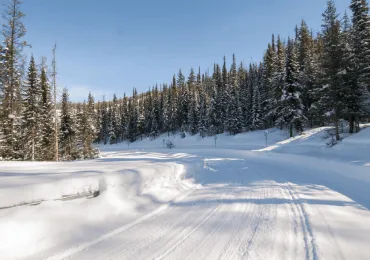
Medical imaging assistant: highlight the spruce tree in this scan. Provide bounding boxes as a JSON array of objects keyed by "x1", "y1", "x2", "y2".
[
  {"x1": 347, "y1": 0, "x2": 370, "y2": 132},
  {"x1": 82, "y1": 93, "x2": 98, "y2": 158},
  {"x1": 127, "y1": 88, "x2": 139, "y2": 142},
  {"x1": 39, "y1": 64, "x2": 55, "y2": 161},
  {"x1": 59, "y1": 88, "x2": 78, "y2": 160},
  {"x1": 198, "y1": 70, "x2": 208, "y2": 138},
  {"x1": 270, "y1": 35, "x2": 286, "y2": 129},
  {"x1": 0, "y1": 0, "x2": 28, "y2": 159},
  {"x1": 277, "y1": 39, "x2": 306, "y2": 137},
  {"x1": 318, "y1": 0, "x2": 346, "y2": 140},
  {"x1": 227, "y1": 54, "x2": 243, "y2": 134},
  {"x1": 297, "y1": 20, "x2": 317, "y2": 123},
  {"x1": 262, "y1": 36, "x2": 278, "y2": 127},
  {"x1": 22, "y1": 56, "x2": 41, "y2": 161}
]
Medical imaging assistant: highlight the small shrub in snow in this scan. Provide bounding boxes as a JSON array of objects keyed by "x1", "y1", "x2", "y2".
[
  {"x1": 326, "y1": 130, "x2": 339, "y2": 147},
  {"x1": 166, "y1": 140, "x2": 175, "y2": 149}
]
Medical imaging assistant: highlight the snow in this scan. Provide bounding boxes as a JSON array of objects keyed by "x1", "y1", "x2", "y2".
[
  {"x1": 103, "y1": 128, "x2": 289, "y2": 151},
  {"x1": 1, "y1": 126, "x2": 370, "y2": 260}
]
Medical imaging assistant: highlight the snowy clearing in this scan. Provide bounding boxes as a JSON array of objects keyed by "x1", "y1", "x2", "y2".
[{"x1": 1, "y1": 127, "x2": 370, "y2": 260}]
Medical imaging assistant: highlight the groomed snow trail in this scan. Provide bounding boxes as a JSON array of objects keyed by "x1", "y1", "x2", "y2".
[{"x1": 46, "y1": 151, "x2": 370, "y2": 260}]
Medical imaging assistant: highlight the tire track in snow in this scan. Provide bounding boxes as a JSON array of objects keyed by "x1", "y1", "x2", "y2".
[
  {"x1": 240, "y1": 180, "x2": 278, "y2": 260},
  {"x1": 281, "y1": 182, "x2": 318, "y2": 260},
  {"x1": 163, "y1": 186, "x2": 241, "y2": 260},
  {"x1": 90, "y1": 194, "x2": 204, "y2": 260},
  {"x1": 218, "y1": 169, "x2": 278, "y2": 260},
  {"x1": 313, "y1": 206, "x2": 345, "y2": 260},
  {"x1": 45, "y1": 188, "x2": 196, "y2": 260},
  {"x1": 153, "y1": 191, "x2": 232, "y2": 260},
  {"x1": 212, "y1": 186, "x2": 256, "y2": 260}
]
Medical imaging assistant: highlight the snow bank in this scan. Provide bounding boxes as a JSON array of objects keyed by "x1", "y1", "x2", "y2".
[{"x1": 0, "y1": 152, "x2": 203, "y2": 260}]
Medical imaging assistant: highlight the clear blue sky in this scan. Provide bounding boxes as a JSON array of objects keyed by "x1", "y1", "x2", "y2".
[{"x1": 3, "y1": 0, "x2": 349, "y2": 101}]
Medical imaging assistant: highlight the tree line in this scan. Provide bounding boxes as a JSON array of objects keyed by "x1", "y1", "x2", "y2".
[
  {"x1": 94, "y1": 0, "x2": 370, "y2": 145},
  {"x1": 0, "y1": 0, "x2": 97, "y2": 161},
  {"x1": 1, "y1": 0, "x2": 370, "y2": 161}
]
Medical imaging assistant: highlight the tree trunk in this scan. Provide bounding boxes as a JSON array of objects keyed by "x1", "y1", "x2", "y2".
[
  {"x1": 335, "y1": 114, "x2": 340, "y2": 141},
  {"x1": 31, "y1": 129, "x2": 35, "y2": 161},
  {"x1": 355, "y1": 115, "x2": 360, "y2": 133},
  {"x1": 290, "y1": 123, "x2": 293, "y2": 138},
  {"x1": 349, "y1": 115, "x2": 354, "y2": 134}
]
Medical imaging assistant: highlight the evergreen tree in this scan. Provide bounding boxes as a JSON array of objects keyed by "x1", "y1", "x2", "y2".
[
  {"x1": 59, "y1": 88, "x2": 78, "y2": 160},
  {"x1": 79, "y1": 93, "x2": 98, "y2": 158},
  {"x1": 198, "y1": 70, "x2": 208, "y2": 138},
  {"x1": 277, "y1": 39, "x2": 306, "y2": 137},
  {"x1": 209, "y1": 64, "x2": 223, "y2": 134},
  {"x1": 238, "y1": 62, "x2": 248, "y2": 130},
  {"x1": 0, "y1": 0, "x2": 28, "y2": 159},
  {"x1": 120, "y1": 94, "x2": 128, "y2": 141},
  {"x1": 270, "y1": 35, "x2": 286, "y2": 129},
  {"x1": 347, "y1": 0, "x2": 370, "y2": 132},
  {"x1": 127, "y1": 88, "x2": 138, "y2": 142},
  {"x1": 227, "y1": 54, "x2": 243, "y2": 134},
  {"x1": 39, "y1": 64, "x2": 55, "y2": 161},
  {"x1": 22, "y1": 56, "x2": 41, "y2": 160},
  {"x1": 262, "y1": 36, "x2": 278, "y2": 127},
  {"x1": 317, "y1": 0, "x2": 346, "y2": 140},
  {"x1": 109, "y1": 94, "x2": 119, "y2": 144},
  {"x1": 188, "y1": 86, "x2": 199, "y2": 135},
  {"x1": 297, "y1": 20, "x2": 317, "y2": 123}
]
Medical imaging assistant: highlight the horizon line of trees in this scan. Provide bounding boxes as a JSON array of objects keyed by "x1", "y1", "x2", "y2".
[
  {"x1": 92, "y1": 0, "x2": 370, "y2": 145},
  {"x1": 1, "y1": 0, "x2": 370, "y2": 161}
]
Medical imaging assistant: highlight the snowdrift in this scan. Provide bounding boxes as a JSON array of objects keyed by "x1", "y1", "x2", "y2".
[{"x1": 0, "y1": 152, "x2": 203, "y2": 260}]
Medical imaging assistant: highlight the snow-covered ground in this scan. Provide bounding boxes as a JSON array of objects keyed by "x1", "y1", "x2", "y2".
[{"x1": 1, "y1": 126, "x2": 370, "y2": 260}]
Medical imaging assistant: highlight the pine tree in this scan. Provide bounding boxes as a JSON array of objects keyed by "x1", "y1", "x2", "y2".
[
  {"x1": 120, "y1": 94, "x2": 128, "y2": 141},
  {"x1": 109, "y1": 94, "x2": 119, "y2": 144},
  {"x1": 208, "y1": 64, "x2": 223, "y2": 134},
  {"x1": 270, "y1": 35, "x2": 286, "y2": 129},
  {"x1": 150, "y1": 86, "x2": 160, "y2": 139},
  {"x1": 99, "y1": 100, "x2": 110, "y2": 144},
  {"x1": 250, "y1": 64, "x2": 263, "y2": 130},
  {"x1": 277, "y1": 39, "x2": 306, "y2": 137},
  {"x1": 22, "y1": 56, "x2": 41, "y2": 160},
  {"x1": 81, "y1": 93, "x2": 98, "y2": 158},
  {"x1": 262, "y1": 36, "x2": 278, "y2": 127},
  {"x1": 0, "y1": 0, "x2": 28, "y2": 159},
  {"x1": 59, "y1": 88, "x2": 78, "y2": 160},
  {"x1": 127, "y1": 88, "x2": 138, "y2": 142},
  {"x1": 317, "y1": 0, "x2": 346, "y2": 140},
  {"x1": 169, "y1": 77, "x2": 178, "y2": 134},
  {"x1": 347, "y1": 0, "x2": 370, "y2": 132},
  {"x1": 39, "y1": 64, "x2": 55, "y2": 161},
  {"x1": 297, "y1": 20, "x2": 317, "y2": 123},
  {"x1": 238, "y1": 62, "x2": 248, "y2": 130},
  {"x1": 177, "y1": 69, "x2": 189, "y2": 129},
  {"x1": 198, "y1": 69, "x2": 208, "y2": 138},
  {"x1": 188, "y1": 86, "x2": 199, "y2": 135},
  {"x1": 227, "y1": 54, "x2": 243, "y2": 134}
]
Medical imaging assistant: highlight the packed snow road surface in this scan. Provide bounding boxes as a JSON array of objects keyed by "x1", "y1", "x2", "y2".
[{"x1": 31, "y1": 149, "x2": 369, "y2": 260}]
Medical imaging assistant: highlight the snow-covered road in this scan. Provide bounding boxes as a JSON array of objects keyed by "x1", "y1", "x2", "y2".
[{"x1": 42, "y1": 150, "x2": 370, "y2": 260}]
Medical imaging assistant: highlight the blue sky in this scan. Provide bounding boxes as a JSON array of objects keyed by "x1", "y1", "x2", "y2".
[{"x1": 4, "y1": 0, "x2": 349, "y2": 101}]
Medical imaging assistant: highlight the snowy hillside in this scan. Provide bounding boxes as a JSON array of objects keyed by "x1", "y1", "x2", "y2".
[
  {"x1": 1, "y1": 126, "x2": 370, "y2": 260},
  {"x1": 102, "y1": 128, "x2": 289, "y2": 151}
]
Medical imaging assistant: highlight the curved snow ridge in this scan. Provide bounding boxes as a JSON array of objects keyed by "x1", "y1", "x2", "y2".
[
  {"x1": 40, "y1": 155, "x2": 205, "y2": 260},
  {"x1": 0, "y1": 154, "x2": 204, "y2": 210}
]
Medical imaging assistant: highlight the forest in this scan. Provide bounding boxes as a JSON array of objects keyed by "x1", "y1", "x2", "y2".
[{"x1": 0, "y1": 0, "x2": 369, "y2": 161}]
